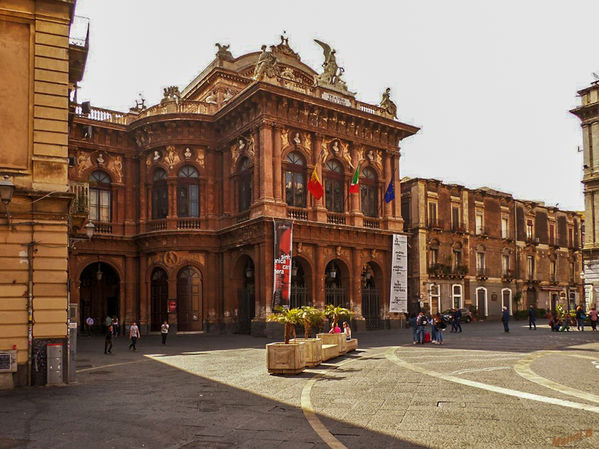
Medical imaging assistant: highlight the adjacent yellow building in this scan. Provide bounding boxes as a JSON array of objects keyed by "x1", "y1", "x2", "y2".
[{"x1": 0, "y1": 0, "x2": 87, "y2": 387}]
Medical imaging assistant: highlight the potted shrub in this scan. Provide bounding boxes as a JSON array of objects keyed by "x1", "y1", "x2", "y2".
[
  {"x1": 266, "y1": 307, "x2": 306, "y2": 374},
  {"x1": 290, "y1": 306, "x2": 325, "y2": 367},
  {"x1": 318, "y1": 305, "x2": 353, "y2": 356}
]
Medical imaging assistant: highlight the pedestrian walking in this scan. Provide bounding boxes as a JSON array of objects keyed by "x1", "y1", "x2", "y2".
[
  {"x1": 112, "y1": 316, "x2": 119, "y2": 337},
  {"x1": 576, "y1": 306, "x2": 585, "y2": 331},
  {"x1": 528, "y1": 305, "x2": 536, "y2": 330},
  {"x1": 589, "y1": 306, "x2": 598, "y2": 331},
  {"x1": 416, "y1": 311, "x2": 427, "y2": 344},
  {"x1": 128, "y1": 321, "x2": 140, "y2": 351},
  {"x1": 452, "y1": 308, "x2": 462, "y2": 333},
  {"x1": 433, "y1": 313, "x2": 445, "y2": 345},
  {"x1": 85, "y1": 315, "x2": 94, "y2": 336},
  {"x1": 104, "y1": 324, "x2": 113, "y2": 354},
  {"x1": 161, "y1": 321, "x2": 169, "y2": 345},
  {"x1": 105, "y1": 315, "x2": 113, "y2": 333},
  {"x1": 501, "y1": 306, "x2": 510, "y2": 333},
  {"x1": 408, "y1": 313, "x2": 418, "y2": 344},
  {"x1": 430, "y1": 315, "x2": 437, "y2": 343}
]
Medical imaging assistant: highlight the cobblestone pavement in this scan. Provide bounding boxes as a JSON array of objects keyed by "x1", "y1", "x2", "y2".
[{"x1": 0, "y1": 321, "x2": 598, "y2": 449}]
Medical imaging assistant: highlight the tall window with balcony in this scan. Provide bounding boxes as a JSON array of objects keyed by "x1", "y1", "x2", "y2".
[
  {"x1": 284, "y1": 152, "x2": 306, "y2": 208},
  {"x1": 476, "y1": 252, "x2": 486, "y2": 276},
  {"x1": 475, "y1": 212, "x2": 484, "y2": 235},
  {"x1": 151, "y1": 168, "x2": 168, "y2": 219},
  {"x1": 89, "y1": 171, "x2": 111, "y2": 223},
  {"x1": 429, "y1": 247, "x2": 438, "y2": 268},
  {"x1": 526, "y1": 219, "x2": 534, "y2": 240},
  {"x1": 549, "y1": 223, "x2": 555, "y2": 245},
  {"x1": 177, "y1": 166, "x2": 199, "y2": 217},
  {"x1": 237, "y1": 157, "x2": 253, "y2": 212},
  {"x1": 325, "y1": 159, "x2": 344, "y2": 213},
  {"x1": 501, "y1": 216, "x2": 509, "y2": 239},
  {"x1": 360, "y1": 167, "x2": 378, "y2": 217},
  {"x1": 452, "y1": 248, "x2": 462, "y2": 270},
  {"x1": 451, "y1": 206, "x2": 460, "y2": 231},
  {"x1": 428, "y1": 201, "x2": 438, "y2": 227},
  {"x1": 550, "y1": 260, "x2": 557, "y2": 282},
  {"x1": 527, "y1": 256, "x2": 535, "y2": 280},
  {"x1": 502, "y1": 254, "x2": 510, "y2": 276}
]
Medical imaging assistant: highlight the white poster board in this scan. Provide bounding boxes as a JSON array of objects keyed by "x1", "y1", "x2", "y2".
[{"x1": 389, "y1": 234, "x2": 408, "y2": 313}]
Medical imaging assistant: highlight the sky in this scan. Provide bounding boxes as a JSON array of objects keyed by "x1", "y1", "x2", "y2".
[{"x1": 73, "y1": 0, "x2": 596, "y2": 211}]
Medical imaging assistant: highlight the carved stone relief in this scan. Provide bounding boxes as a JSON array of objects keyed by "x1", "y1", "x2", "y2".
[
  {"x1": 76, "y1": 151, "x2": 92, "y2": 177},
  {"x1": 164, "y1": 146, "x2": 180, "y2": 169}
]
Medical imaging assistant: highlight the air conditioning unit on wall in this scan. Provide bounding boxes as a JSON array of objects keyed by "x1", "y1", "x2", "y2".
[{"x1": 0, "y1": 351, "x2": 17, "y2": 373}]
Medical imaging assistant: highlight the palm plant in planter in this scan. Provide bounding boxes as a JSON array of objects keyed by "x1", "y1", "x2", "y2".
[
  {"x1": 267, "y1": 307, "x2": 302, "y2": 343},
  {"x1": 324, "y1": 304, "x2": 353, "y2": 329},
  {"x1": 265, "y1": 307, "x2": 306, "y2": 374},
  {"x1": 289, "y1": 306, "x2": 326, "y2": 367}
]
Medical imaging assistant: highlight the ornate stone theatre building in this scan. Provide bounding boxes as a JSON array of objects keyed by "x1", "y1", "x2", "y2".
[{"x1": 68, "y1": 37, "x2": 419, "y2": 335}]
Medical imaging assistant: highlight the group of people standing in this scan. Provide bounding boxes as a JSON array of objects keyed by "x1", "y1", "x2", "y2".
[
  {"x1": 409, "y1": 311, "x2": 447, "y2": 345},
  {"x1": 547, "y1": 305, "x2": 598, "y2": 332}
]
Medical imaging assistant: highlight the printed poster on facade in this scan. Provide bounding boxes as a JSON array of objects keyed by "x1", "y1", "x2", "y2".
[
  {"x1": 389, "y1": 234, "x2": 408, "y2": 313},
  {"x1": 273, "y1": 220, "x2": 293, "y2": 310}
]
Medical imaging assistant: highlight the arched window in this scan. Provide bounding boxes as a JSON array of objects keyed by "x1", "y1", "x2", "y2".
[
  {"x1": 152, "y1": 168, "x2": 168, "y2": 219},
  {"x1": 177, "y1": 166, "x2": 199, "y2": 217},
  {"x1": 237, "y1": 158, "x2": 253, "y2": 212},
  {"x1": 284, "y1": 152, "x2": 306, "y2": 207},
  {"x1": 325, "y1": 159, "x2": 344, "y2": 213},
  {"x1": 360, "y1": 167, "x2": 378, "y2": 217},
  {"x1": 89, "y1": 171, "x2": 111, "y2": 222},
  {"x1": 501, "y1": 288, "x2": 512, "y2": 315}
]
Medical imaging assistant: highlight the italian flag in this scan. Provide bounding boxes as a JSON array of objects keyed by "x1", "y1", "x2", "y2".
[
  {"x1": 349, "y1": 166, "x2": 360, "y2": 193},
  {"x1": 307, "y1": 166, "x2": 324, "y2": 199}
]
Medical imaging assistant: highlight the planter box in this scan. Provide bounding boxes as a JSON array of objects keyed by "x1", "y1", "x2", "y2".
[
  {"x1": 290, "y1": 338, "x2": 322, "y2": 367},
  {"x1": 321, "y1": 344, "x2": 338, "y2": 361},
  {"x1": 266, "y1": 342, "x2": 306, "y2": 375},
  {"x1": 335, "y1": 333, "x2": 348, "y2": 354},
  {"x1": 346, "y1": 338, "x2": 358, "y2": 352},
  {"x1": 316, "y1": 333, "x2": 341, "y2": 358}
]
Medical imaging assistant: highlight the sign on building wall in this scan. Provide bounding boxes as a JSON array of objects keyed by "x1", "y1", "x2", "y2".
[
  {"x1": 389, "y1": 234, "x2": 408, "y2": 313},
  {"x1": 273, "y1": 221, "x2": 293, "y2": 310}
]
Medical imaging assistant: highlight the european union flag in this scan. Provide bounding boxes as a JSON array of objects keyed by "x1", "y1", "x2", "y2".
[{"x1": 384, "y1": 176, "x2": 395, "y2": 203}]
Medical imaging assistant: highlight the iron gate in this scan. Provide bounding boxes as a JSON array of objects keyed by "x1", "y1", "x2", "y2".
[
  {"x1": 290, "y1": 286, "x2": 310, "y2": 309},
  {"x1": 237, "y1": 288, "x2": 255, "y2": 334},
  {"x1": 325, "y1": 287, "x2": 347, "y2": 308},
  {"x1": 362, "y1": 288, "x2": 383, "y2": 329}
]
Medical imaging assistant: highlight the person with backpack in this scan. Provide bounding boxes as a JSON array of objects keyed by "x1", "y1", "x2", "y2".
[
  {"x1": 416, "y1": 311, "x2": 428, "y2": 344},
  {"x1": 433, "y1": 313, "x2": 446, "y2": 345},
  {"x1": 452, "y1": 308, "x2": 462, "y2": 333}
]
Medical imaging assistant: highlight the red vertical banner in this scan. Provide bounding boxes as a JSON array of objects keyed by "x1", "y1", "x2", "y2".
[{"x1": 273, "y1": 220, "x2": 293, "y2": 310}]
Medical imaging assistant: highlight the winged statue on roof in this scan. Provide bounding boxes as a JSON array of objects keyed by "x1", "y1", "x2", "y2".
[{"x1": 314, "y1": 40, "x2": 346, "y2": 85}]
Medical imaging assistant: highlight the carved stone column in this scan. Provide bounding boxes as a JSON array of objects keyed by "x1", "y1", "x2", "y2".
[
  {"x1": 383, "y1": 153, "x2": 392, "y2": 219},
  {"x1": 349, "y1": 146, "x2": 363, "y2": 227},
  {"x1": 272, "y1": 125, "x2": 283, "y2": 203},
  {"x1": 259, "y1": 124, "x2": 274, "y2": 202},
  {"x1": 314, "y1": 245, "x2": 325, "y2": 309},
  {"x1": 166, "y1": 178, "x2": 177, "y2": 230},
  {"x1": 313, "y1": 133, "x2": 327, "y2": 223},
  {"x1": 137, "y1": 253, "x2": 147, "y2": 332}
]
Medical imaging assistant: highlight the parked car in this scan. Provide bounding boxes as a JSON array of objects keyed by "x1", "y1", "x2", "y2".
[{"x1": 441, "y1": 308, "x2": 473, "y2": 323}]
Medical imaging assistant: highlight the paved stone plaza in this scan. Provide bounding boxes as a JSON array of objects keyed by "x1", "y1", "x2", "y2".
[{"x1": 0, "y1": 322, "x2": 598, "y2": 449}]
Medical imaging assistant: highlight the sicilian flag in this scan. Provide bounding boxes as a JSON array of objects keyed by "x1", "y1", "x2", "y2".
[
  {"x1": 384, "y1": 172, "x2": 395, "y2": 203},
  {"x1": 349, "y1": 166, "x2": 360, "y2": 194},
  {"x1": 307, "y1": 166, "x2": 324, "y2": 199}
]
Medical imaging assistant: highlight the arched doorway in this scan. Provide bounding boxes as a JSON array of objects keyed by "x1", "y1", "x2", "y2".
[
  {"x1": 150, "y1": 268, "x2": 168, "y2": 332},
  {"x1": 290, "y1": 256, "x2": 312, "y2": 308},
  {"x1": 176, "y1": 266, "x2": 203, "y2": 331},
  {"x1": 476, "y1": 287, "x2": 488, "y2": 317},
  {"x1": 79, "y1": 262, "x2": 120, "y2": 333},
  {"x1": 362, "y1": 262, "x2": 383, "y2": 329},
  {"x1": 325, "y1": 259, "x2": 349, "y2": 308},
  {"x1": 234, "y1": 256, "x2": 255, "y2": 334}
]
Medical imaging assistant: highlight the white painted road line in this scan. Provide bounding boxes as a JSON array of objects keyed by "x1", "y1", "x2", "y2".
[{"x1": 386, "y1": 347, "x2": 599, "y2": 414}]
